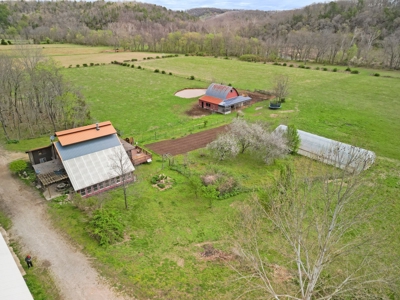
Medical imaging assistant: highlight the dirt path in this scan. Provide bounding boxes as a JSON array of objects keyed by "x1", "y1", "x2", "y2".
[
  {"x1": 146, "y1": 125, "x2": 228, "y2": 156},
  {"x1": 0, "y1": 148, "x2": 129, "y2": 300}
]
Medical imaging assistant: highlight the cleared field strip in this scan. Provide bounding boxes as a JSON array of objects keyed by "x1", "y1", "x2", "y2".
[{"x1": 145, "y1": 125, "x2": 228, "y2": 156}]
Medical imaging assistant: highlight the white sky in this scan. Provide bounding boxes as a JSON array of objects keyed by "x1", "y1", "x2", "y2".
[{"x1": 137, "y1": 0, "x2": 322, "y2": 11}]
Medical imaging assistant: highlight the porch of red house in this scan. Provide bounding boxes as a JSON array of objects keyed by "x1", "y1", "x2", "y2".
[{"x1": 131, "y1": 146, "x2": 152, "y2": 165}]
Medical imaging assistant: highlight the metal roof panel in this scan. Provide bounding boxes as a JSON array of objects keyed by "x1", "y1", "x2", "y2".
[
  {"x1": 205, "y1": 83, "x2": 237, "y2": 100},
  {"x1": 199, "y1": 95, "x2": 223, "y2": 105},
  {"x1": 55, "y1": 134, "x2": 121, "y2": 161},
  {"x1": 63, "y1": 145, "x2": 135, "y2": 191},
  {"x1": 55, "y1": 121, "x2": 116, "y2": 146},
  {"x1": 220, "y1": 96, "x2": 252, "y2": 107}
]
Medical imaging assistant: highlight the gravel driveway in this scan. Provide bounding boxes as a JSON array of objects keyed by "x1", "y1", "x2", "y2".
[{"x1": 0, "y1": 149, "x2": 129, "y2": 300}]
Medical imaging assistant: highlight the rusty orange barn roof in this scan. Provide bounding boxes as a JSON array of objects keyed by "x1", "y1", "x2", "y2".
[
  {"x1": 55, "y1": 121, "x2": 117, "y2": 146},
  {"x1": 199, "y1": 95, "x2": 222, "y2": 105}
]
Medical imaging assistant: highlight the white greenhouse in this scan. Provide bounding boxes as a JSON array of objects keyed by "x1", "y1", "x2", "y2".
[{"x1": 274, "y1": 125, "x2": 376, "y2": 172}]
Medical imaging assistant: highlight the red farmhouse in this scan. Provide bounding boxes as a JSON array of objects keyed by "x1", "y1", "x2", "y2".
[{"x1": 198, "y1": 83, "x2": 252, "y2": 114}]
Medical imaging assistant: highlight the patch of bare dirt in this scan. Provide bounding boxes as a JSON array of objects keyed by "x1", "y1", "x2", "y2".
[
  {"x1": 199, "y1": 244, "x2": 234, "y2": 262},
  {"x1": 270, "y1": 114, "x2": 279, "y2": 118},
  {"x1": 146, "y1": 125, "x2": 228, "y2": 156},
  {"x1": 175, "y1": 88, "x2": 206, "y2": 98},
  {"x1": 185, "y1": 102, "x2": 212, "y2": 117},
  {"x1": 240, "y1": 90, "x2": 275, "y2": 104},
  {"x1": 271, "y1": 264, "x2": 293, "y2": 283}
]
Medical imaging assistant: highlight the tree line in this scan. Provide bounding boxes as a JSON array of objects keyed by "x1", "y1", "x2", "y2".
[
  {"x1": 0, "y1": 1, "x2": 400, "y2": 68},
  {"x1": 0, "y1": 46, "x2": 90, "y2": 141}
]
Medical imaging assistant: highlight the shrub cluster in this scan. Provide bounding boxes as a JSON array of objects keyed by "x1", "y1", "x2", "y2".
[
  {"x1": 161, "y1": 54, "x2": 178, "y2": 58},
  {"x1": 239, "y1": 54, "x2": 264, "y2": 62},
  {"x1": 200, "y1": 168, "x2": 242, "y2": 199},
  {"x1": 89, "y1": 209, "x2": 125, "y2": 247}
]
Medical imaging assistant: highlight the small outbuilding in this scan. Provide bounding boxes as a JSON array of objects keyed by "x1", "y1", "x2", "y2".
[
  {"x1": 274, "y1": 125, "x2": 376, "y2": 172},
  {"x1": 198, "y1": 83, "x2": 252, "y2": 114}
]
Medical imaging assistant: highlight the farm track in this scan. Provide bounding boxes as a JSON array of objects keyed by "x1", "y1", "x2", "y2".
[{"x1": 145, "y1": 125, "x2": 228, "y2": 156}]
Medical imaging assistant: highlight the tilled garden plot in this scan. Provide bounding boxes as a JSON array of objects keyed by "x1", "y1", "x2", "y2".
[{"x1": 145, "y1": 125, "x2": 228, "y2": 156}]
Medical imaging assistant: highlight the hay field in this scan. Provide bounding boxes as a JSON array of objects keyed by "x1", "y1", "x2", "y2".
[{"x1": 0, "y1": 44, "x2": 160, "y2": 67}]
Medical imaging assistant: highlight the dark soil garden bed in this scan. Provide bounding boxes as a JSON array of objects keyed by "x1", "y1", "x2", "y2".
[{"x1": 146, "y1": 125, "x2": 228, "y2": 156}]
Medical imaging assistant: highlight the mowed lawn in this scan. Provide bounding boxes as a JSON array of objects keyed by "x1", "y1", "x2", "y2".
[{"x1": 64, "y1": 56, "x2": 400, "y2": 160}]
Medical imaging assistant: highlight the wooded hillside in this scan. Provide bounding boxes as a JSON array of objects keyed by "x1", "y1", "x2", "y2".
[{"x1": 1, "y1": 0, "x2": 400, "y2": 68}]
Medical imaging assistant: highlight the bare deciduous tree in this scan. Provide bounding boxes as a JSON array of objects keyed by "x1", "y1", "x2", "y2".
[
  {"x1": 231, "y1": 153, "x2": 397, "y2": 299},
  {"x1": 109, "y1": 147, "x2": 135, "y2": 210},
  {"x1": 272, "y1": 75, "x2": 290, "y2": 103}
]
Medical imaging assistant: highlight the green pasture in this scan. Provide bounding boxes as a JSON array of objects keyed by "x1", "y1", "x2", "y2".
[{"x1": 63, "y1": 64, "x2": 238, "y2": 143}]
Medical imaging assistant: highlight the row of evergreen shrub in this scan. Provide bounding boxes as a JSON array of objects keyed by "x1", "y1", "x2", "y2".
[
  {"x1": 74, "y1": 63, "x2": 103, "y2": 68},
  {"x1": 273, "y1": 62, "x2": 362, "y2": 74}
]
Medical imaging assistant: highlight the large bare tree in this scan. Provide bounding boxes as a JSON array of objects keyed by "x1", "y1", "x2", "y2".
[
  {"x1": 109, "y1": 147, "x2": 135, "y2": 210},
  {"x1": 272, "y1": 75, "x2": 290, "y2": 104},
  {"x1": 231, "y1": 152, "x2": 397, "y2": 299}
]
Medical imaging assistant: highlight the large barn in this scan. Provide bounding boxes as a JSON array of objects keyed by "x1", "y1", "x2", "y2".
[{"x1": 198, "y1": 83, "x2": 252, "y2": 114}]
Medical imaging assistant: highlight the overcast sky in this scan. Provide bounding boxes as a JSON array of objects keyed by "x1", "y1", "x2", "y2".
[{"x1": 137, "y1": 0, "x2": 322, "y2": 11}]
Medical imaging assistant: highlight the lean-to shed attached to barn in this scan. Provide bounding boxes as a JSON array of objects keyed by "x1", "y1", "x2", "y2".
[
  {"x1": 198, "y1": 83, "x2": 251, "y2": 114},
  {"x1": 274, "y1": 125, "x2": 376, "y2": 172}
]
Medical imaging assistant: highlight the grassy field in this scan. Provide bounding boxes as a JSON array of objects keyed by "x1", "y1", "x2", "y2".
[
  {"x1": 1, "y1": 46, "x2": 400, "y2": 298},
  {"x1": 0, "y1": 44, "x2": 160, "y2": 67},
  {"x1": 63, "y1": 64, "x2": 236, "y2": 141}
]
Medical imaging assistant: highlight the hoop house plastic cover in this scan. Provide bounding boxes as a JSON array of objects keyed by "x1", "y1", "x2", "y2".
[{"x1": 274, "y1": 125, "x2": 376, "y2": 172}]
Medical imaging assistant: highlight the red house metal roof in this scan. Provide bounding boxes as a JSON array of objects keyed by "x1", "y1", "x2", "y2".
[
  {"x1": 204, "y1": 83, "x2": 239, "y2": 100},
  {"x1": 55, "y1": 121, "x2": 117, "y2": 146},
  {"x1": 199, "y1": 95, "x2": 223, "y2": 105}
]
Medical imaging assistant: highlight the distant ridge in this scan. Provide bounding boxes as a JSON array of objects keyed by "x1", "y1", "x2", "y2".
[{"x1": 186, "y1": 7, "x2": 234, "y2": 18}]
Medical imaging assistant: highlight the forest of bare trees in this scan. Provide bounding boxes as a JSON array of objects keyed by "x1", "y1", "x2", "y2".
[
  {"x1": 0, "y1": 1, "x2": 400, "y2": 68},
  {"x1": 0, "y1": 46, "x2": 90, "y2": 141}
]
